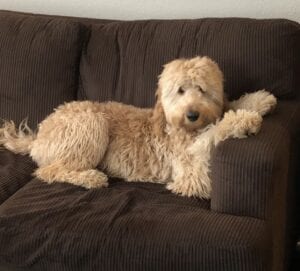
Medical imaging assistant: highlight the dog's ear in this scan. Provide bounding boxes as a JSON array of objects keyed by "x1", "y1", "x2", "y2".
[{"x1": 151, "y1": 87, "x2": 166, "y2": 137}]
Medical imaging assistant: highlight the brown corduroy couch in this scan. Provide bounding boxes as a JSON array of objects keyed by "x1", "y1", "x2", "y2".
[{"x1": 0, "y1": 10, "x2": 300, "y2": 271}]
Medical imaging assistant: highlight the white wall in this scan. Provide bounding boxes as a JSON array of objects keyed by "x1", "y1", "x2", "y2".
[{"x1": 0, "y1": 0, "x2": 299, "y2": 22}]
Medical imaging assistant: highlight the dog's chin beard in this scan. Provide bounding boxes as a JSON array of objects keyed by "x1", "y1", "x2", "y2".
[{"x1": 183, "y1": 120, "x2": 207, "y2": 132}]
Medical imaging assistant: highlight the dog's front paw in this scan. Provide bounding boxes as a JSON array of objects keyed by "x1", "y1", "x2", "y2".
[
  {"x1": 166, "y1": 182, "x2": 185, "y2": 195},
  {"x1": 217, "y1": 110, "x2": 262, "y2": 141},
  {"x1": 166, "y1": 181, "x2": 210, "y2": 199},
  {"x1": 235, "y1": 109, "x2": 263, "y2": 136},
  {"x1": 249, "y1": 90, "x2": 277, "y2": 116}
]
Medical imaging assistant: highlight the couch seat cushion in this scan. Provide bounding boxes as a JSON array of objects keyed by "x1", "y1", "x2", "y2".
[
  {"x1": 0, "y1": 178, "x2": 268, "y2": 271},
  {"x1": 0, "y1": 150, "x2": 36, "y2": 204}
]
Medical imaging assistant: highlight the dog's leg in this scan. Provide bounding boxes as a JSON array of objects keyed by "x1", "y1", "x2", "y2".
[
  {"x1": 34, "y1": 161, "x2": 108, "y2": 189},
  {"x1": 31, "y1": 108, "x2": 110, "y2": 189},
  {"x1": 166, "y1": 127, "x2": 215, "y2": 198},
  {"x1": 167, "y1": 156, "x2": 212, "y2": 198},
  {"x1": 166, "y1": 109, "x2": 262, "y2": 198},
  {"x1": 214, "y1": 109, "x2": 262, "y2": 144},
  {"x1": 228, "y1": 89, "x2": 277, "y2": 116}
]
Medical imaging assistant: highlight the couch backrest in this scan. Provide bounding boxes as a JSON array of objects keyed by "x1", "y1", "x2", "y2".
[
  {"x1": 0, "y1": 11, "x2": 86, "y2": 126},
  {"x1": 80, "y1": 18, "x2": 300, "y2": 107},
  {"x1": 0, "y1": 11, "x2": 299, "y2": 127}
]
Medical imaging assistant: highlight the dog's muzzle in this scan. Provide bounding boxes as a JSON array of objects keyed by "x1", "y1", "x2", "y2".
[{"x1": 186, "y1": 111, "x2": 200, "y2": 122}]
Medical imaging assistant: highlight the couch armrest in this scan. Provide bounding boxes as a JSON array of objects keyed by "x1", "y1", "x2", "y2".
[
  {"x1": 210, "y1": 99, "x2": 300, "y2": 219},
  {"x1": 0, "y1": 150, "x2": 36, "y2": 204}
]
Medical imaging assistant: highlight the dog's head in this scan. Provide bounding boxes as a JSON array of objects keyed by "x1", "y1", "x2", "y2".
[{"x1": 153, "y1": 56, "x2": 225, "y2": 133}]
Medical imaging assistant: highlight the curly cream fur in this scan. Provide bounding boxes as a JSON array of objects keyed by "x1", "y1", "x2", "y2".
[
  {"x1": 0, "y1": 56, "x2": 277, "y2": 198},
  {"x1": 0, "y1": 119, "x2": 36, "y2": 154}
]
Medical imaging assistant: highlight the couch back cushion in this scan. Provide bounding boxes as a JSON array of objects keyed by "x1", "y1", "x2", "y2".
[
  {"x1": 80, "y1": 18, "x2": 300, "y2": 107},
  {"x1": 0, "y1": 11, "x2": 86, "y2": 127},
  {"x1": 0, "y1": 11, "x2": 299, "y2": 125}
]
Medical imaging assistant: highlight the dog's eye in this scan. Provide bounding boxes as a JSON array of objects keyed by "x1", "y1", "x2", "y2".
[
  {"x1": 178, "y1": 87, "x2": 185, "y2": 95},
  {"x1": 197, "y1": 86, "x2": 204, "y2": 93}
]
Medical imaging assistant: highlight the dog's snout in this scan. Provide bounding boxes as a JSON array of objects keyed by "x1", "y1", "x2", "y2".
[{"x1": 186, "y1": 111, "x2": 200, "y2": 122}]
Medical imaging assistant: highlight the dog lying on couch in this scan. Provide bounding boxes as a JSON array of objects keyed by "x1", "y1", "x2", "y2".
[{"x1": 0, "y1": 56, "x2": 276, "y2": 198}]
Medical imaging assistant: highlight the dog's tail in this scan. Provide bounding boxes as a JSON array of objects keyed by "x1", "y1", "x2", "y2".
[{"x1": 0, "y1": 119, "x2": 36, "y2": 155}]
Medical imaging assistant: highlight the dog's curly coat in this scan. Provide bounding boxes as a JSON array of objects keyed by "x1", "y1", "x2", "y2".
[{"x1": 0, "y1": 56, "x2": 277, "y2": 198}]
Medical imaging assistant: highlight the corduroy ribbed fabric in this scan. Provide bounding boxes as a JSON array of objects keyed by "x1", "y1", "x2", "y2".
[
  {"x1": 0, "y1": 150, "x2": 36, "y2": 204},
  {"x1": 80, "y1": 18, "x2": 300, "y2": 106},
  {"x1": 210, "y1": 100, "x2": 300, "y2": 270},
  {"x1": 211, "y1": 100, "x2": 300, "y2": 219},
  {"x1": 0, "y1": 178, "x2": 268, "y2": 271},
  {"x1": 0, "y1": 11, "x2": 86, "y2": 128},
  {"x1": 0, "y1": 10, "x2": 300, "y2": 271}
]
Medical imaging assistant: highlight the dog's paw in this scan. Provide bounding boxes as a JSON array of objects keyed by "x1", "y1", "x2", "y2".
[
  {"x1": 249, "y1": 90, "x2": 277, "y2": 116},
  {"x1": 166, "y1": 182, "x2": 184, "y2": 195},
  {"x1": 78, "y1": 170, "x2": 109, "y2": 189},
  {"x1": 233, "y1": 109, "x2": 263, "y2": 138},
  {"x1": 217, "y1": 110, "x2": 262, "y2": 141},
  {"x1": 235, "y1": 109, "x2": 263, "y2": 136},
  {"x1": 69, "y1": 169, "x2": 108, "y2": 189},
  {"x1": 231, "y1": 90, "x2": 277, "y2": 116},
  {"x1": 166, "y1": 181, "x2": 210, "y2": 199},
  {"x1": 35, "y1": 166, "x2": 109, "y2": 189}
]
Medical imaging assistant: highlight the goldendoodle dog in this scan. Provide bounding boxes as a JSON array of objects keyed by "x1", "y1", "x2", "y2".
[{"x1": 0, "y1": 56, "x2": 277, "y2": 198}]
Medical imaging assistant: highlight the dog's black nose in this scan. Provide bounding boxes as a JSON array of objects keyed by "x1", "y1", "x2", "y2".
[{"x1": 186, "y1": 111, "x2": 200, "y2": 122}]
